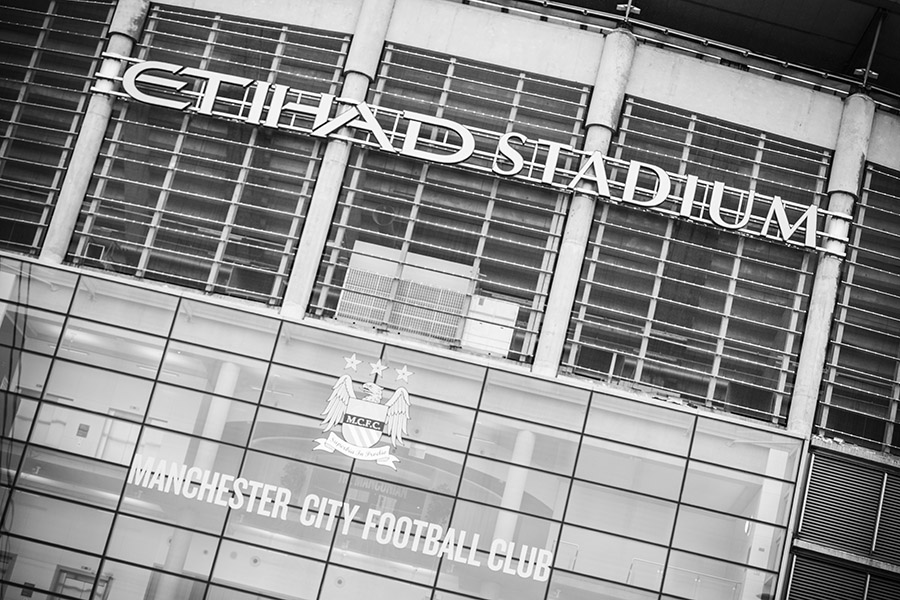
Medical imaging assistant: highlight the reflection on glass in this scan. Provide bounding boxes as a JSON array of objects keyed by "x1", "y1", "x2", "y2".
[
  {"x1": 2, "y1": 537, "x2": 101, "y2": 596},
  {"x1": 330, "y1": 519, "x2": 439, "y2": 586},
  {"x1": 557, "y1": 525, "x2": 666, "y2": 591},
  {"x1": 691, "y1": 417, "x2": 802, "y2": 480},
  {"x1": 58, "y1": 317, "x2": 166, "y2": 376},
  {"x1": 0, "y1": 258, "x2": 77, "y2": 313},
  {"x1": 470, "y1": 413, "x2": 579, "y2": 475},
  {"x1": 275, "y1": 322, "x2": 382, "y2": 375},
  {"x1": 320, "y1": 565, "x2": 430, "y2": 600},
  {"x1": 43, "y1": 360, "x2": 154, "y2": 419},
  {"x1": 0, "y1": 440, "x2": 22, "y2": 486},
  {"x1": 383, "y1": 345, "x2": 486, "y2": 407},
  {"x1": 251, "y1": 406, "x2": 352, "y2": 470},
  {"x1": 123, "y1": 427, "x2": 244, "y2": 533},
  {"x1": 663, "y1": 550, "x2": 777, "y2": 600},
  {"x1": 148, "y1": 384, "x2": 255, "y2": 446},
  {"x1": 107, "y1": 515, "x2": 218, "y2": 577},
  {"x1": 547, "y1": 570, "x2": 658, "y2": 600},
  {"x1": 437, "y1": 546, "x2": 551, "y2": 599},
  {"x1": 172, "y1": 299, "x2": 278, "y2": 359},
  {"x1": 460, "y1": 455, "x2": 570, "y2": 520},
  {"x1": 480, "y1": 370, "x2": 589, "y2": 430},
  {"x1": 18, "y1": 446, "x2": 128, "y2": 508},
  {"x1": 451, "y1": 500, "x2": 559, "y2": 554},
  {"x1": 672, "y1": 506, "x2": 784, "y2": 571},
  {"x1": 576, "y1": 437, "x2": 686, "y2": 500},
  {"x1": 586, "y1": 392, "x2": 695, "y2": 456},
  {"x1": 31, "y1": 404, "x2": 140, "y2": 465},
  {"x1": 6, "y1": 490, "x2": 113, "y2": 553},
  {"x1": 4, "y1": 394, "x2": 37, "y2": 441},
  {"x1": 262, "y1": 363, "x2": 334, "y2": 417},
  {"x1": 100, "y1": 559, "x2": 207, "y2": 600},
  {"x1": 353, "y1": 441, "x2": 464, "y2": 493},
  {"x1": 2, "y1": 350, "x2": 51, "y2": 399},
  {"x1": 681, "y1": 461, "x2": 794, "y2": 525},
  {"x1": 159, "y1": 341, "x2": 268, "y2": 403},
  {"x1": 71, "y1": 276, "x2": 178, "y2": 336},
  {"x1": 212, "y1": 539, "x2": 325, "y2": 600},
  {"x1": 0, "y1": 304, "x2": 66, "y2": 355},
  {"x1": 566, "y1": 481, "x2": 676, "y2": 545}
]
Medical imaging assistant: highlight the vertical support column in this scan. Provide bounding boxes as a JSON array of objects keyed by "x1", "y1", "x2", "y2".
[
  {"x1": 39, "y1": 0, "x2": 149, "y2": 264},
  {"x1": 787, "y1": 93, "x2": 875, "y2": 436},
  {"x1": 280, "y1": 0, "x2": 396, "y2": 319},
  {"x1": 532, "y1": 28, "x2": 636, "y2": 376}
]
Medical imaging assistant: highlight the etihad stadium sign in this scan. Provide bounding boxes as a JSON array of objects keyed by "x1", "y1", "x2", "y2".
[{"x1": 97, "y1": 54, "x2": 839, "y2": 254}]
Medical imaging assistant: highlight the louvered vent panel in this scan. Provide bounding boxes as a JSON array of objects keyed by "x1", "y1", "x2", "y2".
[
  {"x1": 800, "y1": 454, "x2": 881, "y2": 554},
  {"x1": 874, "y1": 475, "x2": 900, "y2": 564},
  {"x1": 866, "y1": 573, "x2": 900, "y2": 600},
  {"x1": 787, "y1": 555, "x2": 867, "y2": 600}
]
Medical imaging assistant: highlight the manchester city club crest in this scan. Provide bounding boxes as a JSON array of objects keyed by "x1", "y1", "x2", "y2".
[{"x1": 314, "y1": 354, "x2": 411, "y2": 470}]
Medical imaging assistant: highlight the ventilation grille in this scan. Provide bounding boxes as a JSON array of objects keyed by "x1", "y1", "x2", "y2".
[
  {"x1": 874, "y1": 476, "x2": 900, "y2": 563},
  {"x1": 788, "y1": 555, "x2": 867, "y2": 600},
  {"x1": 799, "y1": 454, "x2": 881, "y2": 555}
]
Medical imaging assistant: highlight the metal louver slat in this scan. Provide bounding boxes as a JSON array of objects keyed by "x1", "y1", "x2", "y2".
[
  {"x1": 866, "y1": 573, "x2": 900, "y2": 600},
  {"x1": 800, "y1": 454, "x2": 881, "y2": 555},
  {"x1": 874, "y1": 475, "x2": 900, "y2": 563},
  {"x1": 787, "y1": 555, "x2": 866, "y2": 600}
]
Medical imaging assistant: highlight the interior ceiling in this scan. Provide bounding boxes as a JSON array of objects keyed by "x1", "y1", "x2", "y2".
[{"x1": 560, "y1": 0, "x2": 900, "y2": 95}]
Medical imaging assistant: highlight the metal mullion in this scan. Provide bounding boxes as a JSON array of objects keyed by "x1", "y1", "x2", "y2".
[
  {"x1": 774, "y1": 249, "x2": 812, "y2": 421},
  {"x1": 312, "y1": 151, "x2": 366, "y2": 314},
  {"x1": 634, "y1": 219, "x2": 673, "y2": 383},
  {"x1": 567, "y1": 205, "x2": 610, "y2": 370},
  {"x1": 707, "y1": 236, "x2": 743, "y2": 403}
]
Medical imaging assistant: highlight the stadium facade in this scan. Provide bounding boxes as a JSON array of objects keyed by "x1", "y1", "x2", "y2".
[{"x1": 1, "y1": 0, "x2": 899, "y2": 599}]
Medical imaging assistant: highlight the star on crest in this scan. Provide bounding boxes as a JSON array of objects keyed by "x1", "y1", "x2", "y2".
[
  {"x1": 395, "y1": 365, "x2": 413, "y2": 383},
  {"x1": 343, "y1": 354, "x2": 362, "y2": 371},
  {"x1": 369, "y1": 360, "x2": 388, "y2": 378}
]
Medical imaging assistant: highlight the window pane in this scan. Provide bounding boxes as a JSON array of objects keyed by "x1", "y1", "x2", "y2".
[
  {"x1": 0, "y1": 259, "x2": 78, "y2": 313},
  {"x1": 556, "y1": 524, "x2": 666, "y2": 591},
  {"x1": 691, "y1": 417, "x2": 802, "y2": 480},
  {"x1": 566, "y1": 480, "x2": 676, "y2": 545},
  {"x1": 0, "y1": 304, "x2": 66, "y2": 356},
  {"x1": 681, "y1": 462, "x2": 794, "y2": 525},
  {"x1": 57, "y1": 317, "x2": 166, "y2": 376},
  {"x1": 672, "y1": 505, "x2": 784, "y2": 570},
  {"x1": 470, "y1": 413, "x2": 579, "y2": 475},
  {"x1": 320, "y1": 565, "x2": 431, "y2": 600},
  {"x1": 43, "y1": 360, "x2": 153, "y2": 420},
  {"x1": 547, "y1": 571, "x2": 659, "y2": 600},
  {"x1": 30, "y1": 404, "x2": 140, "y2": 464},
  {"x1": 274, "y1": 322, "x2": 383, "y2": 376},
  {"x1": 585, "y1": 392, "x2": 695, "y2": 456},
  {"x1": 3, "y1": 537, "x2": 100, "y2": 596},
  {"x1": 147, "y1": 383, "x2": 256, "y2": 446},
  {"x1": 460, "y1": 455, "x2": 570, "y2": 520},
  {"x1": 70, "y1": 275, "x2": 178, "y2": 336},
  {"x1": 212, "y1": 539, "x2": 325, "y2": 600},
  {"x1": 6, "y1": 490, "x2": 113, "y2": 553},
  {"x1": 576, "y1": 437, "x2": 686, "y2": 500},
  {"x1": 251, "y1": 406, "x2": 352, "y2": 470},
  {"x1": 383, "y1": 345, "x2": 485, "y2": 408},
  {"x1": 663, "y1": 550, "x2": 776, "y2": 600},
  {"x1": 479, "y1": 369, "x2": 589, "y2": 430},
  {"x1": 171, "y1": 299, "x2": 278, "y2": 359},
  {"x1": 159, "y1": 341, "x2": 268, "y2": 403},
  {"x1": 18, "y1": 446, "x2": 128, "y2": 508},
  {"x1": 99, "y1": 559, "x2": 207, "y2": 600},
  {"x1": 107, "y1": 515, "x2": 218, "y2": 577}
]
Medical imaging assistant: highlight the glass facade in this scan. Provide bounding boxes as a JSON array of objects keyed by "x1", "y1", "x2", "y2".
[
  {"x1": 0, "y1": 254, "x2": 803, "y2": 600},
  {"x1": 0, "y1": 0, "x2": 115, "y2": 255}
]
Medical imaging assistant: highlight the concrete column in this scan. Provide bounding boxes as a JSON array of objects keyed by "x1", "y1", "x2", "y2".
[
  {"x1": 787, "y1": 93, "x2": 875, "y2": 436},
  {"x1": 493, "y1": 430, "x2": 536, "y2": 541},
  {"x1": 532, "y1": 28, "x2": 636, "y2": 376},
  {"x1": 39, "y1": 0, "x2": 149, "y2": 264},
  {"x1": 280, "y1": 0, "x2": 396, "y2": 319}
]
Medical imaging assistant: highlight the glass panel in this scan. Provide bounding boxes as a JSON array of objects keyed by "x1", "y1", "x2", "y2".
[
  {"x1": 99, "y1": 559, "x2": 207, "y2": 600},
  {"x1": 159, "y1": 341, "x2": 268, "y2": 403},
  {"x1": 672, "y1": 506, "x2": 784, "y2": 571},
  {"x1": 556, "y1": 524, "x2": 666, "y2": 591},
  {"x1": 123, "y1": 427, "x2": 245, "y2": 533},
  {"x1": 479, "y1": 370, "x2": 589, "y2": 430},
  {"x1": 1, "y1": 349, "x2": 51, "y2": 398},
  {"x1": 274, "y1": 322, "x2": 383, "y2": 375},
  {"x1": 211, "y1": 539, "x2": 325, "y2": 600},
  {"x1": 147, "y1": 383, "x2": 256, "y2": 446},
  {"x1": 18, "y1": 446, "x2": 128, "y2": 508},
  {"x1": 262, "y1": 363, "x2": 334, "y2": 417},
  {"x1": 107, "y1": 515, "x2": 218, "y2": 577},
  {"x1": 460, "y1": 455, "x2": 570, "y2": 520},
  {"x1": 691, "y1": 417, "x2": 802, "y2": 480},
  {"x1": 70, "y1": 276, "x2": 178, "y2": 336},
  {"x1": 0, "y1": 439, "x2": 24, "y2": 486},
  {"x1": 566, "y1": 480, "x2": 677, "y2": 545},
  {"x1": 352, "y1": 441, "x2": 464, "y2": 493},
  {"x1": 450, "y1": 499, "x2": 559, "y2": 557},
  {"x1": 3, "y1": 394, "x2": 37, "y2": 440},
  {"x1": 663, "y1": 550, "x2": 777, "y2": 600},
  {"x1": 586, "y1": 392, "x2": 695, "y2": 456},
  {"x1": 0, "y1": 304, "x2": 66, "y2": 355},
  {"x1": 395, "y1": 396, "x2": 475, "y2": 452},
  {"x1": 171, "y1": 299, "x2": 278, "y2": 359},
  {"x1": 546, "y1": 570, "x2": 659, "y2": 600},
  {"x1": 0, "y1": 260, "x2": 78, "y2": 313},
  {"x1": 5, "y1": 490, "x2": 113, "y2": 553},
  {"x1": 3, "y1": 537, "x2": 101, "y2": 596},
  {"x1": 436, "y1": 546, "x2": 551, "y2": 599},
  {"x1": 382, "y1": 345, "x2": 486, "y2": 408},
  {"x1": 681, "y1": 462, "x2": 794, "y2": 525},
  {"x1": 30, "y1": 404, "x2": 140, "y2": 465},
  {"x1": 251, "y1": 406, "x2": 352, "y2": 470},
  {"x1": 43, "y1": 360, "x2": 153, "y2": 419},
  {"x1": 470, "y1": 413, "x2": 579, "y2": 475},
  {"x1": 57, "y1": 317, "x2": 166, "y2": 376},
  {"x1": 576, "y1": 437, "x2": 686, "y2": 500},
  {"x1": 319, "y1": 565, "x2": 431, "y2": 600},
  {"x1": 226, "y1": 450, "x2": 348, "y2": 559}
]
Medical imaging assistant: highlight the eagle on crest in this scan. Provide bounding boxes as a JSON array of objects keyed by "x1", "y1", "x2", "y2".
[{"x1": 320, "y1": 374, "x2": 411, "y2": 447}]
